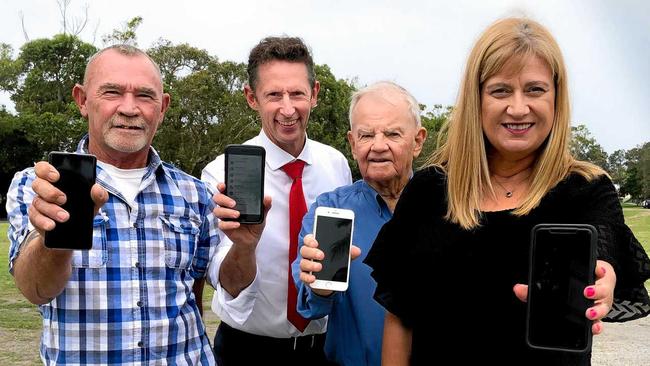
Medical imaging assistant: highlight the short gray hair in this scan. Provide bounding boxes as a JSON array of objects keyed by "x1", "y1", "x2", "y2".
[
  {"x1": 83, "y1": 44, "x2": 162, "y2": 85},
  {"x1": 348, "y1": 81, "x2": 421, "y2": 128}
]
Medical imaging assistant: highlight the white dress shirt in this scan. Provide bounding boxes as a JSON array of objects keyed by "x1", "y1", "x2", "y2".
[{"x1": 202, "y1": 130, "x2": 352, "y2": 338}]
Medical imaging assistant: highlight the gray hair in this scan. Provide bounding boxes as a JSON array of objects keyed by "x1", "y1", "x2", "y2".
[
  {"x1": 83, "y1": 44, "x2": 162, "y2": 85},
  {"x1": 348, "y1": 81, "x2": 421, "y2": 128}
]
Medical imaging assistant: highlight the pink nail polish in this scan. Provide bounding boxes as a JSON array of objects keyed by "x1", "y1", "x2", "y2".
[
  {"x1": 589, "y1": 309, "x2": 597, "y2": 319},
  {"x1": 586, "y1": 287, "x2": 595, "y2": 297}
]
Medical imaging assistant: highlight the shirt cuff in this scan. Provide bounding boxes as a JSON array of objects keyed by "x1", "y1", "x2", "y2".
[
  {"x1": 297, "y1": 285, "x2": 338, "y2": 319},
  {"x1": 213, "y1": 268, "x2": 260, "y2": 325}
]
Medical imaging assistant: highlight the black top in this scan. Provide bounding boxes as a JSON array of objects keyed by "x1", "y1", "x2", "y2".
[{"x1": 365, "y1": 166, "x2": 650, "y2": 365}]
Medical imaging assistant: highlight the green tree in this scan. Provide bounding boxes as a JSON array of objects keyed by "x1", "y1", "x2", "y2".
[
  {"x1": 415, "y1": 104, "x2": 450, "y2": 168},
  {"x1": 11, "y1": 34, "x2": 96, "y2": 115},
  {"x1": 0, "y1": 34, "x2": 93, "y2": 160},
  {"x1": 623, "y1": 143, "x2": 650, "y2": 201},
  {"x1": 5, "y1": 34, "x2": 94, "y2": 155},
  {"x1": 102, "y1": 16, "x2": 143, "y2": 46},
  {"x1": 308, "y1": 65, "x2": 357, "y2": 177},
  {"x1": 0, "y1": 108, "x2": 44, "y2": 218},
  {"x1": 607, "y1": 149, "x2": 627, "y2": 188},
  {"x1": 641, "y1": 143, "x2": 650, "y2": 200},
  {"x1": 570, "y1": 124, "x2": 608, "y2": 169},
  {"x1": 0, "y1": 43, "x2": 20, "y2": 92}
]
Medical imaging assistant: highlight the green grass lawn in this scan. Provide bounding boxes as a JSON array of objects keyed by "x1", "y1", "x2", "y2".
[{"x1": 0, "y1": 206, "x2": 648, "y2": 363}]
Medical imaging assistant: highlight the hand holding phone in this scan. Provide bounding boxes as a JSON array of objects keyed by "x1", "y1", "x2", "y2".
[
  {"x1": 526, "y1": 224, "x2": 597, "y2": 353},
  {"x1": 44, "y1": 152, "x2": 97, "y2": 250},
  {"x1": 224, "y1": 145, "x2": 265, "y2": 224},
  {"x1": 310, "y1": 207, "x2": 354, "y2": 292}
]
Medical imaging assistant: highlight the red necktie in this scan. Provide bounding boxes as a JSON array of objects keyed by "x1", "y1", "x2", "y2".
[{"x1": 282, "y1": 160, "x2": 310, "y2": 332}]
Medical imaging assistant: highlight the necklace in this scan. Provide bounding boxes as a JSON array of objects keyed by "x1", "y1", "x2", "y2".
[
  {"x1": 493, "y1": 179, "x2": 515, "y2": 198},
  {"x1": 491, "y1": 170, "x2": 532, "y2": 199}
]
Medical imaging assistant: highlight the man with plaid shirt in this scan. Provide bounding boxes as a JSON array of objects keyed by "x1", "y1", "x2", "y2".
[{"x1": 6, "y1": 45, "x2": 217, "y2": 365}]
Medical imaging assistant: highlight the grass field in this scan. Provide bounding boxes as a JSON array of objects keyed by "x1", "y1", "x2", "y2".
[{"x1": 1, "y1": 206, "x2": 648, "y2": 364}]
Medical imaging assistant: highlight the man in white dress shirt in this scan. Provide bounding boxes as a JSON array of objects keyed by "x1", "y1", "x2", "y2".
[{"x1": 202, "y1": 36, "x2": 352, "y2": 365}]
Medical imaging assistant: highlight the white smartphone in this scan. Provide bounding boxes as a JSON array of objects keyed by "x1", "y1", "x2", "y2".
[{"x1": 310, "y1": 206, "x2": 355, "y2": 291}]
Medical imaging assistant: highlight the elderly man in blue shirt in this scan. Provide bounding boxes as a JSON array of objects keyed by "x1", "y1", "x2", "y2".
[{"x1": 293, "y1": 81, "x2": 427, "y2": 366}]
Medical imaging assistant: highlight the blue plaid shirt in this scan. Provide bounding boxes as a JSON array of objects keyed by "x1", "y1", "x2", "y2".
[{"x1": 6, "y1": 136, "x2": 218, "y2": 365}]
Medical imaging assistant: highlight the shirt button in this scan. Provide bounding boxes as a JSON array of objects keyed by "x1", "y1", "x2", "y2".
[
  {"x1": 134, "y1": 262, "x2": 140, "y2": 268},
  {"x1": 137, "y1": 341, "x2": 143, "y2": 348},
  {"x1": 137, "y1": 300, "x2": 143, "y2": 307}
]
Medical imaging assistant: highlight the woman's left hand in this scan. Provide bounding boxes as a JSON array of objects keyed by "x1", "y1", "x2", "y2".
[
  {"x1": 512, "y1": 260, "x2": 616, "y2": 335},
  {"x1": 585, "y1": 260, "x2": 616, "y2": 335}
]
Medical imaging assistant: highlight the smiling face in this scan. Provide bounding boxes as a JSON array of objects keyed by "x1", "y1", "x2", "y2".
[
  {"x1": 73, "y1": 49, "x2": 170, "y2": 168},
  {"x1": 244, "y1": 60, "x2": 319, "y2": 157},
  {"x1": 481, "y1": 55, "x2": 555, "y2": 161},
  {"x1": 348, "y1": 90, "x2": 426, "y2": 190}
]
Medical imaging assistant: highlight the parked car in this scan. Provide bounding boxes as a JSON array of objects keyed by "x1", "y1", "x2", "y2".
[{"x1": 642, "y1": 199, "x2": 650, "y2": 209}]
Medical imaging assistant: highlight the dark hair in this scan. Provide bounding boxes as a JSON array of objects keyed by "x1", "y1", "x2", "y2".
[{"x1": 247, "y1": 36, "x2": 316, "y2": 91}]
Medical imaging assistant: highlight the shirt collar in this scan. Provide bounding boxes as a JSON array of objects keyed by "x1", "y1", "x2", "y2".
[
  {"x1": 359, "y1": 179, "x2": 393, "y2": 218},
  {"x1": 257, "y1": 129, "x2": 313, "y2": 171}
]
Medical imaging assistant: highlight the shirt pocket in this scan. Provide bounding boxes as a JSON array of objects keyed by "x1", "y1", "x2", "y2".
[
  {"x1": 71, "y1": 214, "x2": 108, "y2": 268},
  {"x1": 160, "y1": 215, "x2": 200, "y2": 270}
]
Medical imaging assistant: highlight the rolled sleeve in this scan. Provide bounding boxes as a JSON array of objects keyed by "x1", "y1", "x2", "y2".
[
  {"x1": 207, "y1": 233, "x2": 261, "y2": 325},
  {"x1": 212, "y1": 265, "x2": 260, "y2": 325},
  {"x1": 6, "y1": 168, "x2": 37, "y2": 274}
]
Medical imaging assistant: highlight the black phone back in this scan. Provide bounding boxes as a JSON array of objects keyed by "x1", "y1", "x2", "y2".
[
  {"x1": 224, "y1": 144, "x2": 265, "y2": 224},
  {"x1": 526, "y1": 223, "x2": 597, "y2": 353},
  {"x1": 44, "y1": 152, "x2": 97, "y2": 250}
]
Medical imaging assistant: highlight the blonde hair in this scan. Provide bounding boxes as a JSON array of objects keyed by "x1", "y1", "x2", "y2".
[{"x1": 427, "y1": 17, "x2": 605, "y2": 230}]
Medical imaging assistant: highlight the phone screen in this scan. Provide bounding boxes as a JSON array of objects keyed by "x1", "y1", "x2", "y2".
[
  {"x1": 527, "y1": 225, "x2": 595, "y2": 352},
  {"x1": 45, "y1": 152, "x2": 97, "y2": 250},
  {"x1": 314, "y1": 216, "x2": 353, "y2": 282},
  {"x1": 225, "y1": 145, "x2": 265, "y2": 224}
]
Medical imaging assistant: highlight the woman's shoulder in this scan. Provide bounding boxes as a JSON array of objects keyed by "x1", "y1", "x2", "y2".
[
  {"x1": 553, "y1": 171, "x2": 613, "y2": 198},
  {"x1": 541, "y1": 171, "x2": 618, "y2": 220},
  {"x1": 411, "y1": 165, "x2": 447, "y2": 188}
]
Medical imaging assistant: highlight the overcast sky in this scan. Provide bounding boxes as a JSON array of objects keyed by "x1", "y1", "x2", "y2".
[{"x1": 1, "y1": 0, "x2": 648, "y2": 153}]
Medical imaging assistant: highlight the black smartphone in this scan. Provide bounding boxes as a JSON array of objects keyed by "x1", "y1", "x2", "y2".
[
  {"x1": 44, "y1": 152, "x2": 97, "y2": 250},
  {"x1": 526, "y1": 223, "x2": 597, "y2": 353},
  {"x1": 224, "y1": 144, "x2": 265, "y2": 224},
  {"x1": 310, "y1": 207, "x2": 355, "y2": 291}
]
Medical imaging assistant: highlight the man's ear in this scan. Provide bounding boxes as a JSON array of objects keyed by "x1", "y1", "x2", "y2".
[
  {"x1": 310, "y1": 80, "x2": 321, "y2": 108},
  {"x1": 412, "y1": 127, "x2": 428, "y2": 158},
  {"x1": 157, "y1": 93, "x2": 171, "y2": 127},
  {"x1": 72, "y1": 84, "x2": 89, "y2": 118},
  {"x1": 347, "y1": 130, "x2": 357, "y2": 161},
  {"x1": 244, "y1": 85, "x2": 259, "y2": 110}
]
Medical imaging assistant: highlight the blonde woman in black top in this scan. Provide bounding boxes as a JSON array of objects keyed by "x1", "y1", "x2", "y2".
[{"x1": 365, "y1": 17, "x2": 650, "y2": 365}]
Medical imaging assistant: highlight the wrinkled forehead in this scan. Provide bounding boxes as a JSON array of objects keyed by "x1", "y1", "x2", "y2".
[{"x1": 352, "y1": 91, "x2": 414, "y2": 126}]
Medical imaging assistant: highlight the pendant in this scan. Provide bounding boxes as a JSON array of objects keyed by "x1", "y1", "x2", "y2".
[{"x1": 505, "y1": 191, "x2": 513, "y2": 198}]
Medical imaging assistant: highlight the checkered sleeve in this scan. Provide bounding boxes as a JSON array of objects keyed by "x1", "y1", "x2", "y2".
[
  {"x1": 191, "y1": 182, "x2": 220, "y2": 279},
  {"x1": 6, "y1": 167, "x2": 37, "y2": 274}
]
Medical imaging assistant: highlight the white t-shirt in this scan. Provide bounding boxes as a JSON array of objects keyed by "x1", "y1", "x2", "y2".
[
  {"x1": 201, "y1": 130, "x2": 352, "y2": 338},
  {"x1": 97, "y1": 161, "x2": 147, "y2": 206}
]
